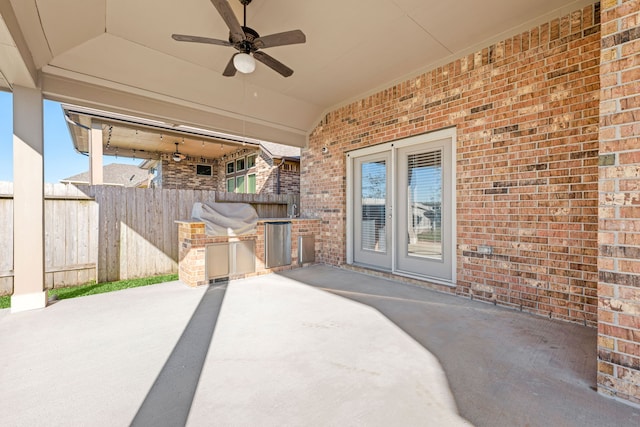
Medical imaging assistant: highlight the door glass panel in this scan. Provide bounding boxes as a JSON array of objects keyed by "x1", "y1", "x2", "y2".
[
  {"x1": 361, "y1": 160, "x2": 386, "y2": 253},
  {"x1": 407, "y1": 150, "x2": 442, "y2": 260}
]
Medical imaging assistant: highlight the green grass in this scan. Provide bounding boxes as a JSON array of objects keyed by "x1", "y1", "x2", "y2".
[{"x1": 0, "y1": 273, "x2": 179, "y2": 309}]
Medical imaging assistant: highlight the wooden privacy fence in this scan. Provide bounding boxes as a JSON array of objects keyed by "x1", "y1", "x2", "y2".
[
  {"x1": 0, "y1": 182, "x2": 98, "y2": 295},
  {"x1": 0, "y1": 181, "x2": 298, "y2": 295}
]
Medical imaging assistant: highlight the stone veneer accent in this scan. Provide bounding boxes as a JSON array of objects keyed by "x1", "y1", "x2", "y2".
[
  {"x1": 177, "y1": 218, "x2": 321, "y2": 287},
  {"x1": 597, "y1": 0, "x2": 640, "y2": 405},
  {"x1": 304, "y1": 3, "x2": 602, "y2": 325}
]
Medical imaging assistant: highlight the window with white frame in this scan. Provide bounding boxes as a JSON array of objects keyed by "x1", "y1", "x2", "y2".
[
  {"x1": 247, "y1": 154, "x2": 257, "y2": 168},
  {"x1": 226, "y1": 153, "x2": 258, "y2": 193}
]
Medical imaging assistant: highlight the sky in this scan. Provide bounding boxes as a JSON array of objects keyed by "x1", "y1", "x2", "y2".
[{"x1": 0, "y1": 91, "x2": 139, "y2": 183}]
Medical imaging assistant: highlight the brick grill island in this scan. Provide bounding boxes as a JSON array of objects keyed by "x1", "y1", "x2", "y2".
[{"x1": 177, "y1": 218, "x2": 321, "y2": 287}]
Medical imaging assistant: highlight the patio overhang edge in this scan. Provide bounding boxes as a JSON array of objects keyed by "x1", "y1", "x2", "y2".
[
  {"x1": 40, "y1": 72, "x2": 308, "y2": 148},
  {"x1": 0, "y1": 1, "x2": 38, "y2": 89}
]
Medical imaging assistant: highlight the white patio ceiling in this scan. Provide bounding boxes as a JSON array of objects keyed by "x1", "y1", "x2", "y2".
[{"x1": 1, "y1": 0, "x2": 592, "y2": 147}]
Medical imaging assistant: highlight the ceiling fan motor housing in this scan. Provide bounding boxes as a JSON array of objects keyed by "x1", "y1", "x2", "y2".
[{"x1": 232, "y1": 26, "x2": 260, "y2": 53}]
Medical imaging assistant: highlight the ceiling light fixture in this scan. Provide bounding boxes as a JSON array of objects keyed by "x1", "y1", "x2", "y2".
[
  {"x1": 173, "y1": 142, "x2": 184, "y2": 162},
  {"x1": 233, "y1": 53, "x2": 256, "y2": 74}
]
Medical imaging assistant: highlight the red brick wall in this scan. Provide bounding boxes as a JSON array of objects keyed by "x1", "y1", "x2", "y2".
[
  {"x1": 251, "y1": 154, "x2": 301, "y2": 195},
  {"x1": 597, "y1": 0, "x2": 640, "y2": 405},
  {"x1": 303, "y1": 4, "x2": 601, "y2": 324},
  {"x1": 279, "y1": 166, "x2": 301, "y2": 195},
  {"x1": 159, "y1": 157, "x2": 219, "y2": 190}
]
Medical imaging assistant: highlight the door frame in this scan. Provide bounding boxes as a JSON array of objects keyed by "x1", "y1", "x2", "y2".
[{"x1": 346, "y1": 127, "x2": 457, "y2": 285}]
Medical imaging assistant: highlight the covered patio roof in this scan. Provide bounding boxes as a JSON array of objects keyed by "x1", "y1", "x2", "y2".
[
  {"x1": 0, "y1": 0, "x2": 593, "y2": 147},
  {"x1": 62, "y1": 103, "x2": 263, "y2": 161},
  {"x1": 62, "y1": 103, "x2": 301, "y2": 164}
]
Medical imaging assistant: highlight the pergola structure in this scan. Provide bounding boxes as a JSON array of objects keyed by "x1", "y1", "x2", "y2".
[{"x1": 2, "y1": 0, "x2": 640, "y2": 406}]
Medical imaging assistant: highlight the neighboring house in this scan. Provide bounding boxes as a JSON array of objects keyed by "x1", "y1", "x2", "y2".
[
  {"x1": 60, "y1": 163, "x2": 153, "y2": 188},
  {"x1": 158, "y1": 140, "x2": 300, "y2": 194},
  {"x1": 62, "y1": 104, "x2": 300, "y2": 195}
]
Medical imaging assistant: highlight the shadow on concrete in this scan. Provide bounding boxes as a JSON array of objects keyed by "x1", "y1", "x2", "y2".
[
  {"x1": 277, "y1": 266, "x2": 640, "y2": 427},
  {"x1": 130, "y1": 283, "x2": 227, "y2": 427}
]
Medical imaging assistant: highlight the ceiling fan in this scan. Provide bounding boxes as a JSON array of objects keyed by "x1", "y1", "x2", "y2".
[
  {"x1": 171, "y1": 0, "x2": 306, "y2": 77},
  {"x1": 173, "y1": 142, "x2": 186, "y2": 162}
]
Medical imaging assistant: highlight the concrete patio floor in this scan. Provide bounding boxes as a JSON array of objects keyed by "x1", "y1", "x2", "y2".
[{"x1": 0, "y1": 265, "x2": 639, "y2": 426}]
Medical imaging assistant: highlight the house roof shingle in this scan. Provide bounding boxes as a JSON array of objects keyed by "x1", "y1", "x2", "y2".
[
  {"x1": 60, "y1": 163, "x2": 150, "y2": 187},
  {"x1": 259, "y1": 141, "x2": 300, "y2": 160}
]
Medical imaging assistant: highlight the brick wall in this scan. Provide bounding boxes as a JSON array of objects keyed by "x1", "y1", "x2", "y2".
[
  {"x1": 254, "y1": 151, "x2": 277, "y2": 193},
  {"x1": 251, "y1": 154, "x2": 301, "y2": 195},
  {"x1": 597, "y1": 0, "x2": 640, "y2": 405},
  {"x1": 303, "y1": 4, "x2": 601, "y2": 324},
  {"x1": 159, "y1": 148, "x2": 300, "y2": 195},
  {"x1": 159, "y1": 157, "x2": 219, "y2": 190},
  {"x1": 177, "y1": 219, "x2": 321, "y2": 287},
  {"x1": 212, "y1": 149, "x2": 300, "y2": 195},
  {"x1": 279, "y1": 165, "x2": 300, "y2": 195}
]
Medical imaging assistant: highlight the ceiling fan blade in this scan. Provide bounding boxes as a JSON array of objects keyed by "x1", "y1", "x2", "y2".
[
  {"x1": 210, "y1": 0, "x2": 245, "y2": 43},
  {"x1": 253, "y1": 51, "x2": 294, "y2": 77},
  {"x1": 223, "y1": 54, "x2": 238, "y2": 77},
  {"x1": 254, "y1": 30, "x2": 306, "y2": 49},
  {"x1": 171, "y1": 34, "x2": 231, "y2": 46}
]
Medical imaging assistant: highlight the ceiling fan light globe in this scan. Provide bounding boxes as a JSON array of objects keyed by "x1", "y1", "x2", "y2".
[
  {"x1": 173, "y1": 153, "x2": 182, "y2": 162},
  {"x1": 234, "y1": 53, "x2": 256, "y2": 73}
]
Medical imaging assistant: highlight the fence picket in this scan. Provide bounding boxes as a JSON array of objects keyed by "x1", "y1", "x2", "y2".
[{"x1": 0, "y1": 182, "x2": 294, "y2": 294}]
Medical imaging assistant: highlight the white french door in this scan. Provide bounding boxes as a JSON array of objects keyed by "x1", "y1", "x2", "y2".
[
  {"x1": 395, "y1": 140, "x2": 453, "y2": 281},
  {"x1": 347, "y1": 129, "x2": 455, "y2": 284},
  {"x1": 353, "y1": 152, "x2": 392, "y2": 269}
]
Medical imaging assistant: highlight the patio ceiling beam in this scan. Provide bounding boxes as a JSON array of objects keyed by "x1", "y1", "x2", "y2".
[{"x1": 41, "y1": 73, "x2": 308, "y2": 148}]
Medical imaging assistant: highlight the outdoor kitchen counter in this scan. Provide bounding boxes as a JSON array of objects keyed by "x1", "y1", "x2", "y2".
[{"x1": 176, "y1": 218, "x2": 321, "y2": 287}]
